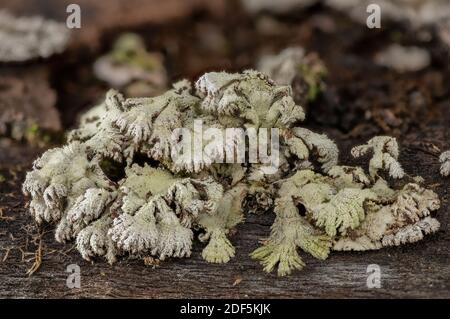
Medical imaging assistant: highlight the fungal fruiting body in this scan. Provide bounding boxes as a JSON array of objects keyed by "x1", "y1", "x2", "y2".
[
  {"x1": 257, "y1": 47, "x2": 327, "y2": 107},
  {"x1": 0, "y1": 10, "x2": 70, "y2": 62},
  {"x1": 93, "y1": 33, "x2": 168, "y2": 97},
  {"x1": 351, "y1": 136, "x2": 405, "y2": 179},
  {"x1": 440, "y1": 151, "x2": 450, "y2": 177},
  {"x1": 23, "y1": 70, "x2": 441, "y2": 276}
]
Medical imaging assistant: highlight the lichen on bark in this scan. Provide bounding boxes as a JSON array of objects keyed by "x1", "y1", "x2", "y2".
[
  {"x1": 23, "y1": 69, "x2": 441, "y2": 276},
  {"x1": 0, "y1": 10, "x2": 70, "y2": 62}
]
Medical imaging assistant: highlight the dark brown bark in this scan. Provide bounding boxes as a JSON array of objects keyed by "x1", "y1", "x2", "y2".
[
  {"x1": 0, "y1": 0, "x2": 448, "y2": 298},
  {"x1": 0, "y1": 124, "x2": 448, "y2": 298}
]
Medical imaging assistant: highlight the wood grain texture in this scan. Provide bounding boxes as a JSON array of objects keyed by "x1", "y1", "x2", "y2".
[
  {"x1": 0, "y1": 125, "x2": 448, "y2": 299},
  {"x1": 0, "y1": 0, "x2": 448, "y2": 299}
]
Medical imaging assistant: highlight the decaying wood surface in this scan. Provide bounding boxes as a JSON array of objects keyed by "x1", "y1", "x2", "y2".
[
  {"x1": 0, "y1": 0, "x2": 448, "y2": 299},
  {"x1": 0, "y1": 124, "x2": 448, "y2": 298}
]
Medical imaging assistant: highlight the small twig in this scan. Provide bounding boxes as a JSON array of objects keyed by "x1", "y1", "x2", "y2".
[
  {"x1": 405, "y1": 142, "x2": 441, "y2": 158},
  {"x1": 26, "y1": 233, "x2": 43, "y2": 276},
  {"x1": 1, "y1": 248, "x2": 11, "y2": 262},
  {"x1": 0, "y1": 208, "x2": 15, "y2": 221},
  {"x1": 17, "y1": 247, "x2": 27, "y2": 262}
]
